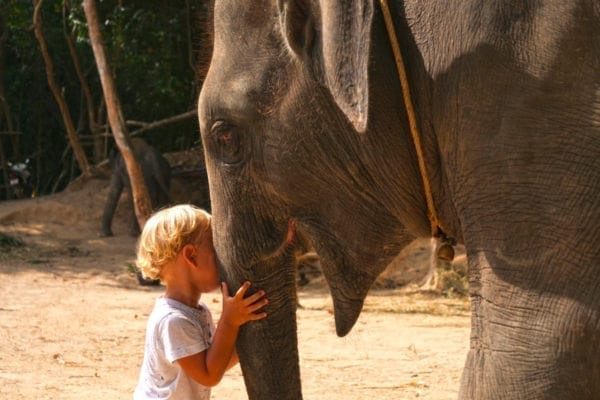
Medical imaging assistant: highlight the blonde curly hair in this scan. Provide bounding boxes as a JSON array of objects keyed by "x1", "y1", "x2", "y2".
[{"x1": 136, "y1": 204, "x2": 211, "y2": 281}]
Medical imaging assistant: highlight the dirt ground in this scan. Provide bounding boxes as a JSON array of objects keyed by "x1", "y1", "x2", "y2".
[{"x1": 0, "y1": 167, "x2": 471, "y2": 400}]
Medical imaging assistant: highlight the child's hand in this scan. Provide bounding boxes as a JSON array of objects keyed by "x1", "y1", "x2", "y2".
[{"x1": 220, "y1": 281, "x2": 268, "y2": 328}]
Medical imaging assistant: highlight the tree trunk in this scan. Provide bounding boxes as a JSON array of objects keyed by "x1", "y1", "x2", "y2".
[
  {"x1": 0, "y1": 13, "x2": 20, "y2": 162},
  {"x1": 0, "y1": 14, "x2": 12, "y2": 198},
  {"x1": 63, "y1": 0, "x2": 104, "y2": 164},
  {"x1": 82, "y1": 0, "x2": 152, "y2": 229},
  {"x1": 32, "y1": 0, "x2": 91, "y2": 177}
]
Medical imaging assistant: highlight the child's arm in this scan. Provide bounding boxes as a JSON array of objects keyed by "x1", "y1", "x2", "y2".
[
  {"x1": 226, "y1": 348, "x2": 239, "y2": 370},
  {"x1": 177, "y1": 282, "x2": 266, "y2": 387}
]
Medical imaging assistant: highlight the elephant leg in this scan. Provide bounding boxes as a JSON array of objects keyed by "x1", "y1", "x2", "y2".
[
  {"x1": 147, "y1": 178, "x2": 161, "y2": 209},
  {"x1": 459, "y1": 259, "x2": 600, "y2": 400},
  {"x1": 128, "y1": 197, "x2": 141, "y2": 237},
  {"x1": 156, "y1": 185, "x2": 170, "y2": 209},
  {"x1": 101, "y1": 173, "x2": 124, "y2": 237},
  {"x1": 148, "y1": 170, "x2": 171, "y2": 211},
  {"x1": 154, "y1": 158, "x2": 172, "y2": 207}
]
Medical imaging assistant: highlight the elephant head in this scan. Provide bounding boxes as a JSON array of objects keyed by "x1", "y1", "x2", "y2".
[{"x1": 198, "y1": 1, "x2": 432, "y2": 398}]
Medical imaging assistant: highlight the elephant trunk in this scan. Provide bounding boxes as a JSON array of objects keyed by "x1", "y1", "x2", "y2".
[
  {"x1": 220, "y1": 229, "x2": 303, "y2": 400},
  {"x1": 236, "y1": 285, "x2": 302, "y2": 400}
]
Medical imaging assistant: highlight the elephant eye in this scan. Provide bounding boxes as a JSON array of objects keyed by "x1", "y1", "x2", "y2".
[
  {"x1": 219, "y1": 131, "x2": 233, "y2": 144},
  {"x1": 211, "y1": 120, "x2": 243, "y2": 165}
]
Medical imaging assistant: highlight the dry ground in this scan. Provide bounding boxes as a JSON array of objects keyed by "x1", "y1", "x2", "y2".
[{"x1": 0, "y1": 172, "x2": 470, "y2": 400}]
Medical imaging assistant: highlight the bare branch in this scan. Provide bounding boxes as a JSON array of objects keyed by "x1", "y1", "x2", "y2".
[
  {"x1": 131, "y1": 110, "x2": 197, "y2": 136},
  {"x1": 32, "y1": 0, "x2": 91, "y2": 176},
  {"x1": 97, "y1": 109, "x2": 197, "y2": 136}
]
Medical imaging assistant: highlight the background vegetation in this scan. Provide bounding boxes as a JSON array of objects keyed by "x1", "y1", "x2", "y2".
[{"x1": 0, "y1": 0, "x2": 211, "y2": 198}]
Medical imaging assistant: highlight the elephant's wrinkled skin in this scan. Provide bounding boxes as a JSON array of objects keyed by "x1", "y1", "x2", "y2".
[
  {"x1": 101, "y1": 138, "x2": 171, "y2": 237},
  {"x1": 198, "y1": 1, "x2": 600, "y2": 399}
]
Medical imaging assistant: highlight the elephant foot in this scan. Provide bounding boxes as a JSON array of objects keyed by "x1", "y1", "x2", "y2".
[
  {"x1": 99, "y1": 230, "x2": 113, "y2": 238},
  {"x1": 135, "y1": 269, "x2": 161, "y2": 286},
  {"x1": 297, "y1": 273, "x2": 309, "y2": 287}
]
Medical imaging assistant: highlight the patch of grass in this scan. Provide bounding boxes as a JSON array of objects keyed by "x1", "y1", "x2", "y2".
[
  {"x1": 437, "y1": 261, "x2": 469, "y2": 297},
  {"x1": 126, "y1": 263, "x2": 137, "y2": 274},
  {"x1": 27, "y1": 258, "x2": 50, "y2": 264},
  {"x1": 366, "y1": 301, "x2": 470, "y2": 317},
  {"x1": 0, "y1": 232, "x2": 25, "y2": 248}
]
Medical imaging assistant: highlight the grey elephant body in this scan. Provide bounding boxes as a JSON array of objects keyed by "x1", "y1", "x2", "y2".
[
  {"x1": 101, "y1": 138, "x2": 171, "y2": 237},
  {"x1": 199, "y1": 1, "x2": 600, "y2": 399}
]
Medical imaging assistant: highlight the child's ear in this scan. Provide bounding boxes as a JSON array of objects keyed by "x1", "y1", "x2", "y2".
[{"x1": 182, "y1": 244, "x2": 197, "y2": 266}]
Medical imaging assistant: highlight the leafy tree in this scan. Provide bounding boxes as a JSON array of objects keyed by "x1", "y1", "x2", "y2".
[{"x1": 0, "y1": 0, "x2": 209, "y2": 199}]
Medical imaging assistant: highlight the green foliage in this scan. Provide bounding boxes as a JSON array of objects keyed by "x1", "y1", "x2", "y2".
[
  {"x1": 0, "y1": 231, "x2": 24, "y2": 248},
  {"x1": 2, "y1": 1, "x2": 69, "y2": 195},
  {"x1": 0, "y1": 0, "x2": 208, "y2": 199},
  {"x1": 437, "y1": 258, "x2": 469, "y2": 297},
  {"x1": 111, "y1": 5, "x2": 195, "y2": 124}
]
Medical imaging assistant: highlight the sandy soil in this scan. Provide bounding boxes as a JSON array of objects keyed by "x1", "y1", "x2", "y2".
[{"x1": 0, "y1": 173, "x2": 471, "y2": 400}]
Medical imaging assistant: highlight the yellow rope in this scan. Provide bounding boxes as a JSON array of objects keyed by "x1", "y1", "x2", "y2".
[{"x1": 378, "y1": 0, "x2": 443, "y2": 237}]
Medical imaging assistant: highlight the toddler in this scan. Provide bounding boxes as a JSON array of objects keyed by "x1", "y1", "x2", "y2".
[{"x1": 133, "y1": 204, "x2": 267, "y2": 399}]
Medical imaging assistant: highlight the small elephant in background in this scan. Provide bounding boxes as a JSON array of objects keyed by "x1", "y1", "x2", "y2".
[{"x1": 101, "y1": 138, "x2": 171, "y2": 238}]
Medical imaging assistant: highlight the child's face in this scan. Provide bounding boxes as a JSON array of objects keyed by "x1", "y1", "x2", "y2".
[{"x1": 192, "y1": 230, "x2": 220, "y2": 293}]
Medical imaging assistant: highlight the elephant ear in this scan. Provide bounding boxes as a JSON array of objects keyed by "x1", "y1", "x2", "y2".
[{"x1": 279, "y1": 0, "x2": 374, "y2": 133}]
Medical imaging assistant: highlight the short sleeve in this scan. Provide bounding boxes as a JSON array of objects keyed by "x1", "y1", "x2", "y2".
[{"x1": 159, "y1": 314, "x2": 210, "y2": 363}]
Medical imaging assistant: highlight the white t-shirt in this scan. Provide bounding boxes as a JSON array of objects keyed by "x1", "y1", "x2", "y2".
[{"x1": 134, "y1": 297, "x2": 216, "y2": 400}]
